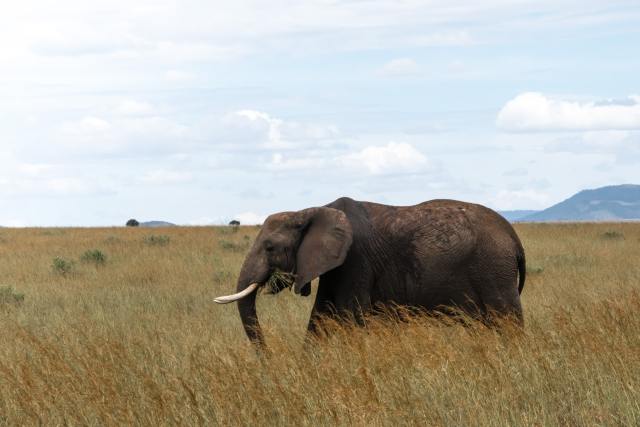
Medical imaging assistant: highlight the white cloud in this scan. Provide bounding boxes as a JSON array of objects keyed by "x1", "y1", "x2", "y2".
[
  {"x1": 340, "y1": 142, "x2": 429, "y2": 175},
  {"x1": 0, "y1": 1, "x2": 483, "y2": 69},
  {"x1": 265, "y1": 141, "x2": 430, "y2": 176},
  {"x1": 17, "y1": 163, "x2": 53, "y2": 177},
  {"x1": 62, "y1": 116, "x2": 111, "y2": 134},
  {"x1": 116, "y1": 100, "x2": 154, "y2": 116},
  {"x1": 406, "y1": 31, "x2": 473, "y2": 47},
  {"x1": 234, "y1": 211, "x2": 267, "y2": 225},
  {"x1": 0, "y1": 175, "x2": 113, "y2": 198},
  {"x1": 0, "y1": 3, "x2": 483, "y2": 59},
  {"x1": 121, "y1": 117, "x2": 189, "y2": 139},
  {"x1": 497, "y1": 92, "x2": 640, "y2": 132},
  {"x1": 490, "y1": 189, "x2": 551, "y2": 210},
  {"x1": 140, "y1": 170, "x2": 193, "y2": 185},
  {"x1": 45, "y1": 178, "x2": 93, "y2": 195},
  {"x1": 164, "y1": 69, "x2": 194, "y2": 82},
  {"x1": 56, "y1": 115, "x2": 190, "y2": 156},
  {"x1": 269, "y1": 153, "x2": 325, "y2": 171},
  {"x1": 224, "y1": 110, "x2": 340, "y2": 150},
  {"x1": 233, "y1": 110, "x2": 285, "y2": 148},
  {"x1": 378, "y1": 58, "x2": 419, "y2": 77},
  {"x1": 581, "y1": 130, "x2": 631, "y2": 146}
]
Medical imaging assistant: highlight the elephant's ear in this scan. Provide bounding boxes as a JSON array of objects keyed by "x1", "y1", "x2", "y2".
[{"x1": 293, "y1": 207, "x2": 353, "y2": 294}]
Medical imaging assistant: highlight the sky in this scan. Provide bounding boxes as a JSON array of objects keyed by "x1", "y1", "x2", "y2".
[{"x1": 1, "y1": 0, "x2": 639, "y2": 226}]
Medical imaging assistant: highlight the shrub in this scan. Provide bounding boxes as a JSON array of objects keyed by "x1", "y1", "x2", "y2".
[
  {"x1": 527, "y1": 265, "x2": 544, "y2": 275},
  {"x1": 80, "y1": 249, "x2": 107, "y2": 265},
  {"x1": 144, "y1": 235, "x2": 170, "y2": 246},
  {"x1": 52, "y1": 257, "x2": 75, "y2": 276},
  {"x1": 219, "y1": 240, "x2": 249, "y2": 252},
  {"x1": 601, "y1": 231, "x2": 624, "y2": 240},
  {"x1": 126, "y1": 219, "x2": 140, "y2": 227},
  {"x1": 104, "y1": 235, "x2": 120, "y2": 244},
  {"x1": 40, "y1": 229, "x2": 65, "y2": 236},
  {"x1": 219, "y1": 240, "x2": 236, "y2": 250},
  {"x1": 0, "y1": 286, "x2": 24, "y2": 307}
]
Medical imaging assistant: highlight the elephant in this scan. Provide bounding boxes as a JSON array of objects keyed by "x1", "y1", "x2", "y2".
[{"x1": 214, "y1": 197, "x2": 526, "y2": 346}]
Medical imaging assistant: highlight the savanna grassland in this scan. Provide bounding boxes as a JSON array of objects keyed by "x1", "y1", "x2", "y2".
[{"x1": 0, "y1": 223, "x2": 639, "y2": 426}]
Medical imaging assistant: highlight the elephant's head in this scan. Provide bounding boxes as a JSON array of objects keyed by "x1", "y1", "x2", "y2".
[{"x1": 214, "y1": 207, "x2": 353, "y2": 345}]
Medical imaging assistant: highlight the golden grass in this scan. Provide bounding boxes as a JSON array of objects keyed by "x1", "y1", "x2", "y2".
[{"x1": 0, "y1": 223, "x2": 639, "y2": 425}]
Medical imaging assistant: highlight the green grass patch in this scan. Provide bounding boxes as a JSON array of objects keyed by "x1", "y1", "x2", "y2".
[
  {"x1": 80, "y1": 249, "x2": 107, "y2": 265},
  {"x1": 0, "y1": 286, "x2": 24, "y2": 307},
  {"x1": 51, "y1": 257, "x2": 75, "y2": 276}
]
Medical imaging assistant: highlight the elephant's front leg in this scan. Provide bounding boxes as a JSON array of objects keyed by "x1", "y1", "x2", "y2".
[
  {"x1": 306, "y1": 280, "x2": 371, "y2": 341},
  {"x1": 306, "y1": 285, "x2": 336, "y2": 339}
]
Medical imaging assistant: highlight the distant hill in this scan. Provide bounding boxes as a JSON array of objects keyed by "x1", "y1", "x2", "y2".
[
  {"x1": 140, "y1": 221, "x2": 176, "y2": 228},
  {"x1": 498, "y1": 210, "x2": 540, "y2": 222},
  {"x1": 520, "y1": 184, "x2": 640, "y2": 222}
]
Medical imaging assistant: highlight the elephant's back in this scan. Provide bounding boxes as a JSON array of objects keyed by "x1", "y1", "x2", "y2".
[
  {"x1": 368, "y1": 198, "x2": 520, "y2": 273},
  {"x1": 411, "y1": 199, "x2": 519, "y2": 242},
  {"x1": 413, "y1": 199, "x2": 522, "y2": 259},
  {"x1": 348, "y1": 197, "x2": 520, "y2": 263},
  {"x1": 362, "y1": 200, "x2": 478, "y2": 278}
]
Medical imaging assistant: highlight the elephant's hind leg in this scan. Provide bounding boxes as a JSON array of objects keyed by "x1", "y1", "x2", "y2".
[{"x1": 478, "y1": 283, "x2": 523, "y2": 327}]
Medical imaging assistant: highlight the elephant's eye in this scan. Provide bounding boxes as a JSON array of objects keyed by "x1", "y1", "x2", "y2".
[{"x1": 264, "y1": 242, "x2": 275, "y2": 252}]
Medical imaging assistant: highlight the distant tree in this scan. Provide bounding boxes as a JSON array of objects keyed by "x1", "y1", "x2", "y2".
[
  {"x1": 229, "y1": 220, "x2": 240, "y2": 232},
  {"x1": 126, "y1": 219, "x2": 140, "y2": 227}
]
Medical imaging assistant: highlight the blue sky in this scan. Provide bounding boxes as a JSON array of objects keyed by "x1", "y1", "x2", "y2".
[{"x1": 1, "y1": 0, "x2": 639, "y2": 226}]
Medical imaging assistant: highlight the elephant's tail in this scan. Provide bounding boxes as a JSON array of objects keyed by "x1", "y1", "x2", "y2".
[{"x1": 516, "y1": 248, "x2": 526, "y2": 294}]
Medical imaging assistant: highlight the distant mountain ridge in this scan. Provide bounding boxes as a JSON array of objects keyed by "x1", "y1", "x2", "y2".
[
  {"x1": 502, "y1": 184, "x2": 640, "y2": 222},
  {"x1": 498, "y1": 210, "x2": 539, "y2": 222}
]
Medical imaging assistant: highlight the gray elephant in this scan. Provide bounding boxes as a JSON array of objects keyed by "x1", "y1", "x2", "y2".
[{"x1": 215, "y1": 197, "x2": 525, "y2": 345}]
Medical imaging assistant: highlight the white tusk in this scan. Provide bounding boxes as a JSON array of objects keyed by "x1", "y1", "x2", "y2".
[{"x1": 214, "y1": 283, "x2": 260, "y2": 304}]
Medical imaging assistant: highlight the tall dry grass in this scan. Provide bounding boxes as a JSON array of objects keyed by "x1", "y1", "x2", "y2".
[{"x1": 0, "y1": 223, "x2": 639, "y2": 425}]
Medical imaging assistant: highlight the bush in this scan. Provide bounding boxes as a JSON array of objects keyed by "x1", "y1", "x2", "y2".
[
  {"x1": 104, "y1": 235, "x2": 120, "y2": 244},
  {"x1": 52, "y1": 257, "x2": 75, "y2": 276},
  {"x1": 126, "y1": 219, "x2": 140, "y2": 227},
  {"x1": 80, "y1": 249, "x2": 107, "y2": 265},
  {"x1": 40, "y1": 229, "x2": 65, "y2": 236},
  {"x1": 219, "y1": 240, "x2": 249, "y2": 252},
  {"x1": 144, "y1": 235, "x2": 170, "y2": 246},
  {"x1": 527, "y1": 265, "x2": 544, "y2": 275},
  {"x1": 601, "y1": 231, "x2": 624, "y2": 240},
  {"x1": 0, "y1": 286, "x2": 24, "y2": 307}
]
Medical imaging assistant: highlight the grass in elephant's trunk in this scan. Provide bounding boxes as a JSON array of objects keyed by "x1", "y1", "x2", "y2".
[{"x1": 262, "y1": 269, "x2": 296, "y2": 294}]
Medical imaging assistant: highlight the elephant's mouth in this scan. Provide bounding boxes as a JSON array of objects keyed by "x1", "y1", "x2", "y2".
[
  {"x1": 263, "y1": 269, "x2": 296, "y2": 295},
  {"x1": 213, "y1": 270, "x2": 296, "y2": 304}
]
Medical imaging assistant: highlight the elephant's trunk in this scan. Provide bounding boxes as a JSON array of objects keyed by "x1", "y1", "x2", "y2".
[
  {"x1": 237, "y1": 289, "x2": 264, "y2": 346},
  {"x1": 234, "y1": 248, "x2": 270, "y2": 346}
]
